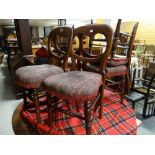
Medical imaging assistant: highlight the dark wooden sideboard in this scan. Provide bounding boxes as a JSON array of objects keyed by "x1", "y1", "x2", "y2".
[{"x1": 8, "y1": 19, "x2": 33, "y2": 98}]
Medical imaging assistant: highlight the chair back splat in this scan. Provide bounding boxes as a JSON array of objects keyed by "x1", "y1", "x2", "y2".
[
  {"x1": 48, "y1": 26, "x2": 73, "y2": 71},
  {"x1": 72, "y1": 24, "x2": 113, "y2": 74},
  {"x1": 111, "y1": 19, "x2": 122, "y2": 58}
]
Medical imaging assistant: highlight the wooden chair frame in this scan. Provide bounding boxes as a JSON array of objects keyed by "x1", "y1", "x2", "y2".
[
  {"x1": 22, "y1": 26, "x2": 73, "y2": 124},
  {"x1": 131, "y1": 65, "x2": 155, "y2": 118}
]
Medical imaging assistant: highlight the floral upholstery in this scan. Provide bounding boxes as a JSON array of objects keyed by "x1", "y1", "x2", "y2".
[
  {"x1": 85, "y1": 63, "x2": 127, "y2": 77},
  {"x1": 106, "y1": 58, "x2": 128, "y2": 67},
  {"x1": 42, "y1": 71, "x2": 102, "y2": 103},
  {"x1": 15, "y1": 64, "x2": 64, "y2": 89}
]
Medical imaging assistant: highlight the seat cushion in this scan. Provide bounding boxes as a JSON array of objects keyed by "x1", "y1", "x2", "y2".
[
  {"x1": 85, "y1": 63, "x2": 127, "y2": 77},
  {"x1": 106, "y1": 58, "x2": 128, "y2": 67},
  {"x1": 43, "y1": 71, "x2": 102, "y2": 103},
  {"x1": 15, "y1": 64, "x2": 64, "y2": 89},
  {"x1": 106, "y1": 66, "x2": 127, "y2": 77}
]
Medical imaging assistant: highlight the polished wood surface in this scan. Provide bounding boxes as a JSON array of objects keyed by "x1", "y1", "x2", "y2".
[{"x1": 48, "y1": 26, "x2": 73, "y2": 71}]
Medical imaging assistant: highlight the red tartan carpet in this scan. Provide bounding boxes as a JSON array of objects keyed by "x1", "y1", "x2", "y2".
[{"x1": 21, "y1": 89, "x2": 137, "y2": 135}]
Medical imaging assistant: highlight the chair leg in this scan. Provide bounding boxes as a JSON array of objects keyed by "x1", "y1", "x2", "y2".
[
  {"x1": 84, "y1": 101, "x2": 91, "y2": 135},
  {"x1": 132, "y1": 102, "x2": 135, "y2": 110},
  {"x1": 120, "y1": 75, "x2": 125, "y2": 104},
  {"x1": 124, "y1": 69, "x2": 131, "y2": 95},
  {"x1": 143, "y1": 100, "x2": 148, "y2": 119},
  {"x1": 99, "y1": 97, "x2": 103, "y2": 119},
  {"x1": 22, "y1": 89, "x2": 28, "y2": 111},
  {"x1": 33, "y1": 88, "x2": 41, "y2": 124},
  {"x1": 99, "y1": 77, "x2": 106, "y2": 119},
  {"x1": 47, "y1": 93, "x2": 52, "y2": 127}
]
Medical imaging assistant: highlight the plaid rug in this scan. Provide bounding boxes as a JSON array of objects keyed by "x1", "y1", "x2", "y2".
[{"x1": 22, "y1": 89, "x2": 137, "y2": 135}]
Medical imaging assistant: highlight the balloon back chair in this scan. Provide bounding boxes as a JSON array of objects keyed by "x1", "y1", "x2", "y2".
[
  {"x1": 42, "y1": 24, "x2": 113, "y2": 134},
  {"x1": 15, "y1": 26, "x2": 73, "y2": 124}
]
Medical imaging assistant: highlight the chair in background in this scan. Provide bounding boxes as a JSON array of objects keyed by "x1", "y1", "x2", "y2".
[
  {"x1": 106, "y1": 20, "x2": 139, "y2": 94},
  {"x1": 42, "y1": 24, "x2": 113, "y2": 134},
  {"x1": 15, "y1": 26, "x2": 73, "y2": 124},
  {"x1": 125, "y1": 62, "x2": 155, "y2": 118},
  {"x1": 85, "y1": 20, "x2": 139, "y2": 105}
]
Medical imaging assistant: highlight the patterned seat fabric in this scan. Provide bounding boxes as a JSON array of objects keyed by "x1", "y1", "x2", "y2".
[
  {"x1": 106, "y1": 58, "x2": 128, "y2": 67},
  {"x1": 15, "y1": 64, "x2": 64, "y2": 89},
  {"x1": 85, "y1": 63, "x2": 127, "y2": 77},
  {"x1": 106, "y1": 66, "x2": 127, "y2": 77},
  {"x1": 43, "y1": 71, "x2": 102, "y2": 103}
]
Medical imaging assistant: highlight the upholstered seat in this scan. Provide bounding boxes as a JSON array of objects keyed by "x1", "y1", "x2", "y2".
[
  {"x1": 43, "y1": 71, "x2": 102, "y2": 103},
  {"x1": 106, "y1": 58, "x2": 128, "y2": 67},
  {"x1": 106, "y1": 66, "x2": 127, "y2": 77},
  {"x1": 85, "y1": 63, "x2": 127, "y2": 78},
  {"x1": 16, "y1": 64, "x2": 64, "y2": 89}
]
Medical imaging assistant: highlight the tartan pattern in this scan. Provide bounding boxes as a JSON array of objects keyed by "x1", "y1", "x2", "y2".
[
  {"x1": 15, "y1": 64, "x2": 64, "y2": 89},
  {"x1": 21, "y1": 89, "x2": 137, "y2": 135},
  {"x1": 42, "y1": 71, "x2": 102, "y2": 103},
  {"x1": 106, "y1": 58, "x2": 128, "y2": 67}
]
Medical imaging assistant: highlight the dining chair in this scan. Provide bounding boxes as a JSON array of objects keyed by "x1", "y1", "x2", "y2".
[
  {"x1": 15, "y1": 26, "x2": 73, "y2": 124},
  {"x1": 42, "y1": 24, "x2": 113, "y2": 134},
  {"x1": 106, "y1": 20, "x2": 139, "y2": 95},
  {"x1": 85, "y1": 20, "x2": 139, "y2": 105},
  {"x1": 129, "y1": 62, "x2": 155, "y2": 118}
]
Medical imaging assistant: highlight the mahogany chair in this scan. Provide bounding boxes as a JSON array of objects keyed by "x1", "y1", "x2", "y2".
[
  {"x1": 85, "y1": 20, "x2": 139, "y2": 105},
  {"x1": 107, "y1": 20, "x2": 139, "y2": 94},
  {"x1": 42, "y1": 24, "x2": 113, "y2": 134},
  {"x1": 15, "y1": 26, "x2": 73, "y2": 124}
]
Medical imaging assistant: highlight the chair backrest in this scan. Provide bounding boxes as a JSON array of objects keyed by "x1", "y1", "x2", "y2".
[
  {"x1": 48, "y1": 26, "x2": 73, "y2": 71},
  {"x1": 72, "y1": 24, "x2": 113, "y2": 74},
  {"x1": 111, "y1": 20, "x2": 139, "y2": 64},
  {"x1": 144, "y1": 62, "x2": 155, "y2": 83},
  {"x1": 132, "y1": 64, "x2": 155, "y2": 93},
  {"x1": 111, "y1": 19, "x2": 122, "y2": 57}
]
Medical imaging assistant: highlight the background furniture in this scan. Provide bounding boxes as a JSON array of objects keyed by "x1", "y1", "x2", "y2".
[
  {"x1": 7, "y1": 20, "x2": 33, "y2": 98},
  {"x1": 6, "y1": 38, "x2": 19, "y2": 69},
  {"x1": 126, "y1": 63, "x2": 155, "y2": 118}
]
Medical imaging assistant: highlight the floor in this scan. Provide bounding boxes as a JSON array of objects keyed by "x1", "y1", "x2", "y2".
[{"x1": 0, "y1": 56, "x2": 155, "y2": 135}]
